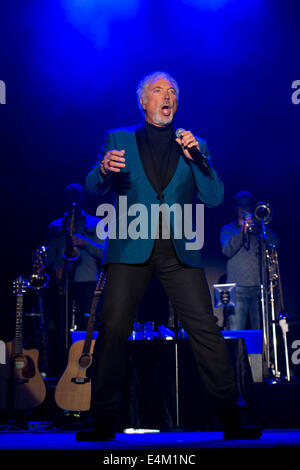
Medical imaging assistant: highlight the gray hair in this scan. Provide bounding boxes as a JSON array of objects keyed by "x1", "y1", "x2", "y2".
[{"x1": 136, "y1": 71, "x2": 179, "y2": 115}]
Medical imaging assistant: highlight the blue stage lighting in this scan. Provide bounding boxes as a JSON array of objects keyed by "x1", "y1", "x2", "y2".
[
  {"x1": 181, "y1": 0, "x2": 233, "y2": 10},
  {"x1": 60, "y1": 0, "x2": 141, "y2": 47}
]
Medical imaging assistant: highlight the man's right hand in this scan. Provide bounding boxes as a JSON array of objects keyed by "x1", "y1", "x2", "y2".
[
  {"x1": 240, "y1": 215, "x2": 254, "y2": 234},
  {"x1": 101, "y1": 149, "x2": 126, "y2": 174}
]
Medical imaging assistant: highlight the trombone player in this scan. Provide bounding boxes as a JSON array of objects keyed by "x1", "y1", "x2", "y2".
[{"x1": 220, "y1": 191, "x2": 279, "y2": 330}]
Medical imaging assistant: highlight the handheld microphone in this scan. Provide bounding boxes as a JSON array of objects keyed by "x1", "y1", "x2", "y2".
[{"x1": 175, "y1": 128, "x2": 211, "y2": 177}]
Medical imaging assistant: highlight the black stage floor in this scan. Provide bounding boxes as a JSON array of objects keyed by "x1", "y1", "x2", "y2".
[
  {"x1": 1, "y1": 381, "x2": 300, "y2": 466},
  {"x1": 2, "y1": 335, "x2": 300, "y2": 466},
  {"x1": 0, "y1": 429, "x2": 299, "y2": 466}
]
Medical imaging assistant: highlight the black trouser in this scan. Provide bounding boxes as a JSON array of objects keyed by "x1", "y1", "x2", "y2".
[{"x1": 91, "y1": 239, "x2": 238, "y2": 426}]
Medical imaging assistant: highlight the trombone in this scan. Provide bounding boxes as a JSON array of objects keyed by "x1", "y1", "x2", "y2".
[{"x1": 254, "y1": 202, "x2": 291, "y2": 382}]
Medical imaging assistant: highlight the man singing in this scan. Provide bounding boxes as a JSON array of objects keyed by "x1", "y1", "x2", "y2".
[{"x1": 77, "y1": 71, "x2": 261, "y2": 441}]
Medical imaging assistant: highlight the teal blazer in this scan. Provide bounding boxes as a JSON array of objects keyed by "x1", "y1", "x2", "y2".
[{"x1": 85, "y1": 123, "x2": 224, "y2": 268}]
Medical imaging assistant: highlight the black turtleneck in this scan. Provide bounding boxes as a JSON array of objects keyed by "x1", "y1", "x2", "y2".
[{"x1": 138, "y1": 121, "x2": 180, "y2": 195}]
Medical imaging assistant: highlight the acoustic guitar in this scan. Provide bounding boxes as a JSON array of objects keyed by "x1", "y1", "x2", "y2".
[
  {"x1": 6, "y1": 276, "x2": 46, "y2": 411},
  {"x1": 55, "y1": 270, "x2": 107, "y2": 411}
]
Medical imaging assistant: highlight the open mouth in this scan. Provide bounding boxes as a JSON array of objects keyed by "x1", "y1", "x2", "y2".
[{"x1": 160, "y1": 103, "x2": 172, "y2": 116}]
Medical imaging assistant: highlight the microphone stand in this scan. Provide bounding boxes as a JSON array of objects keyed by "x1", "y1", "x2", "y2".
[
  {"x1": 36, "y1": 292, "x2": 49, "y2": 376},
  {"x1": 61, "y1": 204, "x2": 80, "y2": 353},
  {"x1": 58, "y1": 260, "x2": 71, "y2": 357},
  {"x1": 164, "y1": 308, "x2": 191, "y2": 432},
  {"x1": 174, "y1": 309, "x2": 180, "y2": 429},
  {"x1": 64, "y1": 260, "x2": 71, "y2": 352}
]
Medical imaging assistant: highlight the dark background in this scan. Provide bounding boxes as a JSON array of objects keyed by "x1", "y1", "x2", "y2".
[{"x1": 0, "y1": 0, "x2": 299, "y2": 340}]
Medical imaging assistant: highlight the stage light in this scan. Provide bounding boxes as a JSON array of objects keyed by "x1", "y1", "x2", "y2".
[
  {"x1": 181, "y1": 0, "x2": 234, "y2": 10},
  {"x1": 124, "y1": 428, "x2": 160, "y2": 434},
  {"x1": 60, "y1": 0, "x2": 141, "y2": 47}
]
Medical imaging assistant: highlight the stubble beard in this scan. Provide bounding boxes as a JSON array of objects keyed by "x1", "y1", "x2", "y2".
[{"x1": 153, "y1": 107, "x2": 174, "y2": 126}]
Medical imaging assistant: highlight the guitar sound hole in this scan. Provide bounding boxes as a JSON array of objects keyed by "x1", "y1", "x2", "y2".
[
  {"x1": 14, "y1": 355, "x2": 26, "y2": 370},
  {"x1": 78, "y1": 354, "x2": 92, "y2": 369},
  {"x1": 14, "y1": 355, "x2": 35, "y2": 378}
]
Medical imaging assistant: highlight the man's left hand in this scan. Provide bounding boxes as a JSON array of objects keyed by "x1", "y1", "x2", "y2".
[{"x1": 176, "y1": 130, "x2": 200, "y2": 161}]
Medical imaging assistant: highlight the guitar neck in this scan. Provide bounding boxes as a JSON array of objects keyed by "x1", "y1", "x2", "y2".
[
  {"x1": 82, "y1": 272, "x2": 106, "y2": 354},
  {"x1": 15, "y1": 294, "x2": 24, "y2": 355},
  {"x1": 82, "y1": 294, "x2": 100, "y2": 353}
]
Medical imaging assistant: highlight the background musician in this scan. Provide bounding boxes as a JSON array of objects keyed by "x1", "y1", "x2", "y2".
[
  {"x1": 220, "y1": 190, "x2": 278, "y2": 330},
  {"x1": 46, "y1": 183, "x2": 106, "y2": 373}
]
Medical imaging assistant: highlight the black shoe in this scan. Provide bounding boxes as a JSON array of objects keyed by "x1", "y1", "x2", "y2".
[
  {"x1": 216, "y1": 403, "x2": 262, "y2": 440},
  {"x1": 75, "y1": 427, "x2": 115, "y2": 441},
  {"x1": 223, "y1": 424, "x2": 262, "y2": 440}
]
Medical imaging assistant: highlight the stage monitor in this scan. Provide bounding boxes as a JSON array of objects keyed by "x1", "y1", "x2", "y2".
[{"x1": 213, "y1": 283, "x2": 236, "y2": 308}]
